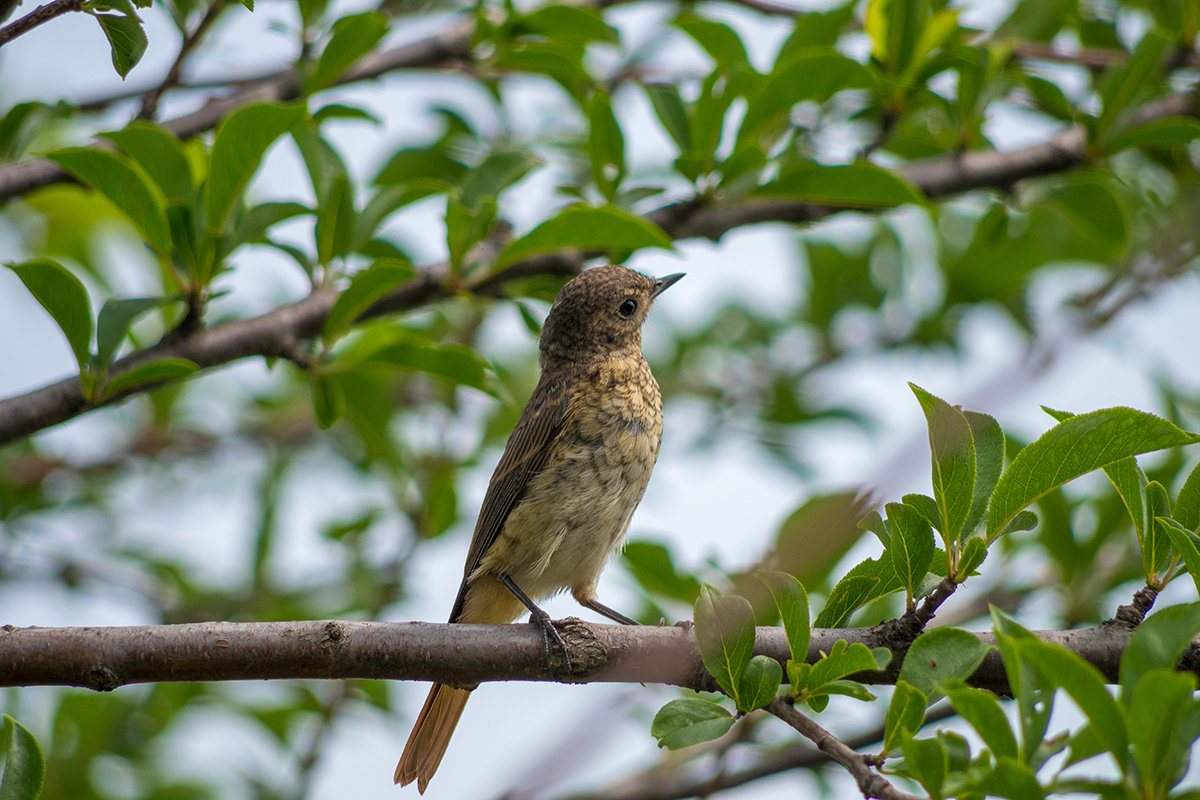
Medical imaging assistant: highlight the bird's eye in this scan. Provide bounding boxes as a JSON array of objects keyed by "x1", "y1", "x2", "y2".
[{"x1": 617, "y1": 298, "x2": 638, "y2": 318}]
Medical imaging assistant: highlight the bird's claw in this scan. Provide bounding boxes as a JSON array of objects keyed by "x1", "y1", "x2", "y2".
[{"x1": 530, "y1": 609, "x2": 573, "y2": 673}]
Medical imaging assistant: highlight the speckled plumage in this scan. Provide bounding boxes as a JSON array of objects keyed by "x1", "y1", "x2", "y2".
[{"x1": 395, "y1": 264, "x2": 682, "y2": 793}]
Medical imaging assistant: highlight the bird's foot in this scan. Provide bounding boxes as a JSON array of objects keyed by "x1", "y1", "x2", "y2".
[{"x1": 529, "y1": 607, "x2": 573, "y2": 673}]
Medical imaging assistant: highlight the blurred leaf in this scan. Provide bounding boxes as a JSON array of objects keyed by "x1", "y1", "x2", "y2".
[
  {"x1": 755, "y1": 163, "x2": 924, "y2": 208},
  {"x1": 0, "y1": 715, "x2": 44, "y2": 800},
  {"x1": 350, "y1": 336, "x2": 493, "y2": 394},
  {"x1": 990, "y1": 607, "x2": 1054, "y2": 766},
  {"x1": 310, "y1": 371, "x2": 345, "y2": 429},
  {"x1": 988, "y1": 408, "x2": 1200, "y2": 539},
  {"x1": 1176, "y1": 461, "x2": 1200, "y2": 532},
  {"x1": 6, "y1": 259, "x2": 93, "y2": 372},
  {"x1": 324, "y1": 262, "x2": 415, "y2": 343},
  {"x1": 307, "y1": 12, "x2": 388, "y2": 93},
  {"x1": 622, "y1": 540, "x2": 701, "y2": 604},
  {"x1": 235, "y1": 201, "x2": 311, "y2": 245},
  {"x1": 95, "y1": 295, "x2": 173, "y2": 370},
  {"x1": 102, "y1": 357, "x2": 198, "y2": 398},
  {"x1": 1096, "y1": 31, "x2": 1170, "y2": 144},
  {"x1": 374, "y1": 147, "x2": 466, "y2": 187},
  {"x1": 516, "y1": 5, "x2": 617, "y2": 44},
  {"x1": 738, "y1": 53, "x2": 872, "y2": 144},
  {"x1": 651, "y1": 698, "x2": 734, "y2": 749},
  {"x1": 46, "y1": 147, "x2": 171, "y2": 254},
  {"x1": 100, "y1": 122, "x2": 194, "y2": 205},
  {"x1": 587, "y1": 90, "x2": 625, "y2": 202},
  {"x1": 205, "y1": 103, "x2": 306, "y2": 234},
  {"x1": 643, "y1": 84, "x2": 689, "y2": 152},
  {"x1": 1109, "y1": 117, "x2": 1200, "y2": 152},
  {"x1": 769, "y1": 492, "x2": 870, "y2": 588},
  {"x1": 674, "y1": 14, "x2": 749, "y2": 68},
  {"x1": 1126, "y1": 669, "x2": 1200, "y2": 797},
  {"x1": 694, "y1": 585, "x2": 754, "y2": 704},
  {"x1": 494, "y1": 205, "x2": 672, "y2": 269}
]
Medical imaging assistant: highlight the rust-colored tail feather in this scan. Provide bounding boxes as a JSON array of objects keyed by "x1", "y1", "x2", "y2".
[{"x1": 395, "y1": 683, "x2": 471, "y2": 793}]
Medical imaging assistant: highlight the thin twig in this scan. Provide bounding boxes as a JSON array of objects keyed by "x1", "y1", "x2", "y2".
[
  {"x1": 766, "y1": 696, "x2": 924, "y2": 800},
  {"x1": 0, "y1": 0, "x2": 84, "y2": 47},
  {"x1": 137, "y1": 1, "x2": 227, "y2": 120}
]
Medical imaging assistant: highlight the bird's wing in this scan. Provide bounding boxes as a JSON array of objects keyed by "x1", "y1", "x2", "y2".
[{"x1": 447, "y1": 374, "x2": 577, "y2": 622}]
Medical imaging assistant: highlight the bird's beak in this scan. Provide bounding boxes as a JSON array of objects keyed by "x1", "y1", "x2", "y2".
[{"x1": 651, "y1": 273, "x2": 685, "y2": 298}]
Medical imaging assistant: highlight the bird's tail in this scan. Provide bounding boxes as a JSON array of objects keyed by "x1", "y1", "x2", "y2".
[{"x1": 394, "y1": 683, "x2": 471, "y2": 793}]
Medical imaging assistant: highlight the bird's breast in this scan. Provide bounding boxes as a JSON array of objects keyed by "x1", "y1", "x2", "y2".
[{"x1": 480, "y1": 356, "x2": 664, "y2": 599}]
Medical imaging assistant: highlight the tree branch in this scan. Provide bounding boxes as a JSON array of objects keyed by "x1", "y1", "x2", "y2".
[
  {"x1": 0, "y1": 0, "x2": 84, "y2": 47},
  {"x1": 1, "y1": 92, "x2": 1195, "y2": 447},
  {"x1": 0, "y1": 17, "x2": 474, "y2": 203},
  {"x1": 0, "y1": 618, "x2": 1189, "y2": 692},
  {"x1": 551, "y1": 705, "x2": 959, "y2": 800},
  {"x1": 766, "y1": 696, "x2": 923, "y2": 800},
  {"x1": 137, "y1": 1, "x2": 228, "y2": 121}
]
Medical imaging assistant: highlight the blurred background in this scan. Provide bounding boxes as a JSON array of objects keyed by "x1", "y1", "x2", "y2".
[{"x1": 2, "y1": 0, "x2": 1200, "y2": 796}]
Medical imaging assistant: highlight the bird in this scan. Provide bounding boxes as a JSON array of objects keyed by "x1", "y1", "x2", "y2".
[{"x1": 394, "y1": 264, "x2": 683, "y2": 793}]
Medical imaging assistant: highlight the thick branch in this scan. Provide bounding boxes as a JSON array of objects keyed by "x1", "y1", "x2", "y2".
[{"x1": 0, "y1": 618, "x2": 1187, "y2": 692}]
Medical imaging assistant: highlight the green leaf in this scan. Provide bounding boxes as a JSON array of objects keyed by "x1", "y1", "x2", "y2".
[
  {"x1": 1176, "y1": 460, "x2": 1200, "y2": 532},
  {"x1": 884, "y1": 681, "x2": 927, "y2": 754},
  {"x1": 374, "y1": 147, "x2": 466, "y2": 187},
  {"x1": 992, "y1": 510, "x2": 1038, "y2": 540},
  {"x1": 460, "y1": 148, "x2": 541, "y2": 210},
  {"x1": 310, "y1": 371, "x2": 345, "y2": 429},
  {"x1": 757, "y1": 570, "x2": 810, "y2": 664},
  {"x1": 100, "y1": 122, "x2": 194, "y2": 205},
  {"x1": 494, "y1": 205, "x2": 673, "y2": 270},
  {"x1": 235, "y1": 201, "x2": 311, "y2": 246},
  {"x1": 93, "y1": 13, "x2": 147, "y2": 78},
  {"x1": 1119, "y1": 602, "x2": 1200, "y2": 700},
  {"x1": 102, "y1": 357, "x2": 198, "y2": 399},
  {"x1": 351, "y1": 338, "x2": 493, "y2": 394},
  {"x1": 963, "y1": 410, "x2": 1004, "y2": 537},
  {"x1": 911, "y1": 384, "x2": 976, "y2": 543},
  {"x1": 674, "y1": 14, "x2": 749, "y2": 68},
  {"x1": 1144, "y1": 482, "x2": 1175, "y2": 580},
  {"x1": 6, "y1": 259, "x2": 93, "y2": 372},
  {"x1": 1014, "y1": 637, "x2": 1128, "y2": 769},
  {"x1": 517, "y1": 5, "x2": 617, "y2": 44},
  {"x1": 898, "y1": 628, "x2": 991, "y2": 703},
  {"x1": 987, "y1": 408, "x2": 1200, "y2": 539},
  {"x1": 755, "y1": 162, "x2": 924, "y2": 208},
  {"x1": 587, "y1": 90, "x2": 625, "y2": 202},
  {"x1": 1097, "y1": 31, "x2": 1170, "y2": 144},
  {"x1": 804, "y1": 639, "x2": 889, "y2": 695},
  {"x1": 1162, "y1": 519, "x2": 1200, "y2": 598},
  {"x1": 643, "y1": 84, "x2": 689, "y2": 151},
  {"x1": 324, "y1": 263, "x2": 415, "y2": 343},
  {"x1": 900, "y1": 733, "x2": 947, "y2": 799},
  {"x1": 887, "y1": 501, "x2": 935, "y2": 604},
  {"x1": 814, "y1": 556, "x2": 901, "y2": 628},
  {"x1": 735, "y1": 655, "x2": 782, "y2": 712},
  {"x1": 693, "y1": 585, "x2": 754, "y2": 703},
  {"x1": 306, "y1": 12, "x2": 388, "y2": 93},
  {"x1": 738, "y1": 53, "x2": 872, "y2": 144},
  {"x1": 314, "y1": 173, "x2": 356, "y2": 265},
  {"x1": 980, "y1": 757, "x2": 1045, "y2": 800},
  {"x1": 621, "y1": 540, "x2": 701, "y2": 603},
  {"x1": 990, "y1": 608, "x2": 1055, "y2": 766},
  {"x1": 95, "y1": 296, "x2": 173, "y2": 370},
  {"x1": 46, "y1": 147, "x2": 171, "y2": 255},
  {"x1": 942, "y1": 680, "x2": 1018, "y2": 759},
  {"x1": 1108, "y1": 117, "x2": 1200, "y2": 153},
  {"x1": 205, "y1": 103, "x2": 306, "y2": 234},
  {"x1": 957, "y1": 535, "x2": 988, "y2": 578},
  {"x1": 651, "y1": 698, "x2": 734, "y2": 750},
  {"x1": 1126, "y1": 669, "x2": 1200, "y2": 797},
  {"x1": 0, "y1": 716, "x2": 45, "y2": 800}
]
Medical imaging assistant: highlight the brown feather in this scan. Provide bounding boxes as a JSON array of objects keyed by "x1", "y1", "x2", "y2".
[{"x1": 394, "y1": 683, "x2": 471, "y2": 793}]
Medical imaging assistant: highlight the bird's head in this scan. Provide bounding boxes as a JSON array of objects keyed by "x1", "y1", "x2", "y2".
[{"x1": 539, "y1": 265, "x2": 684, "y2": 365}]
